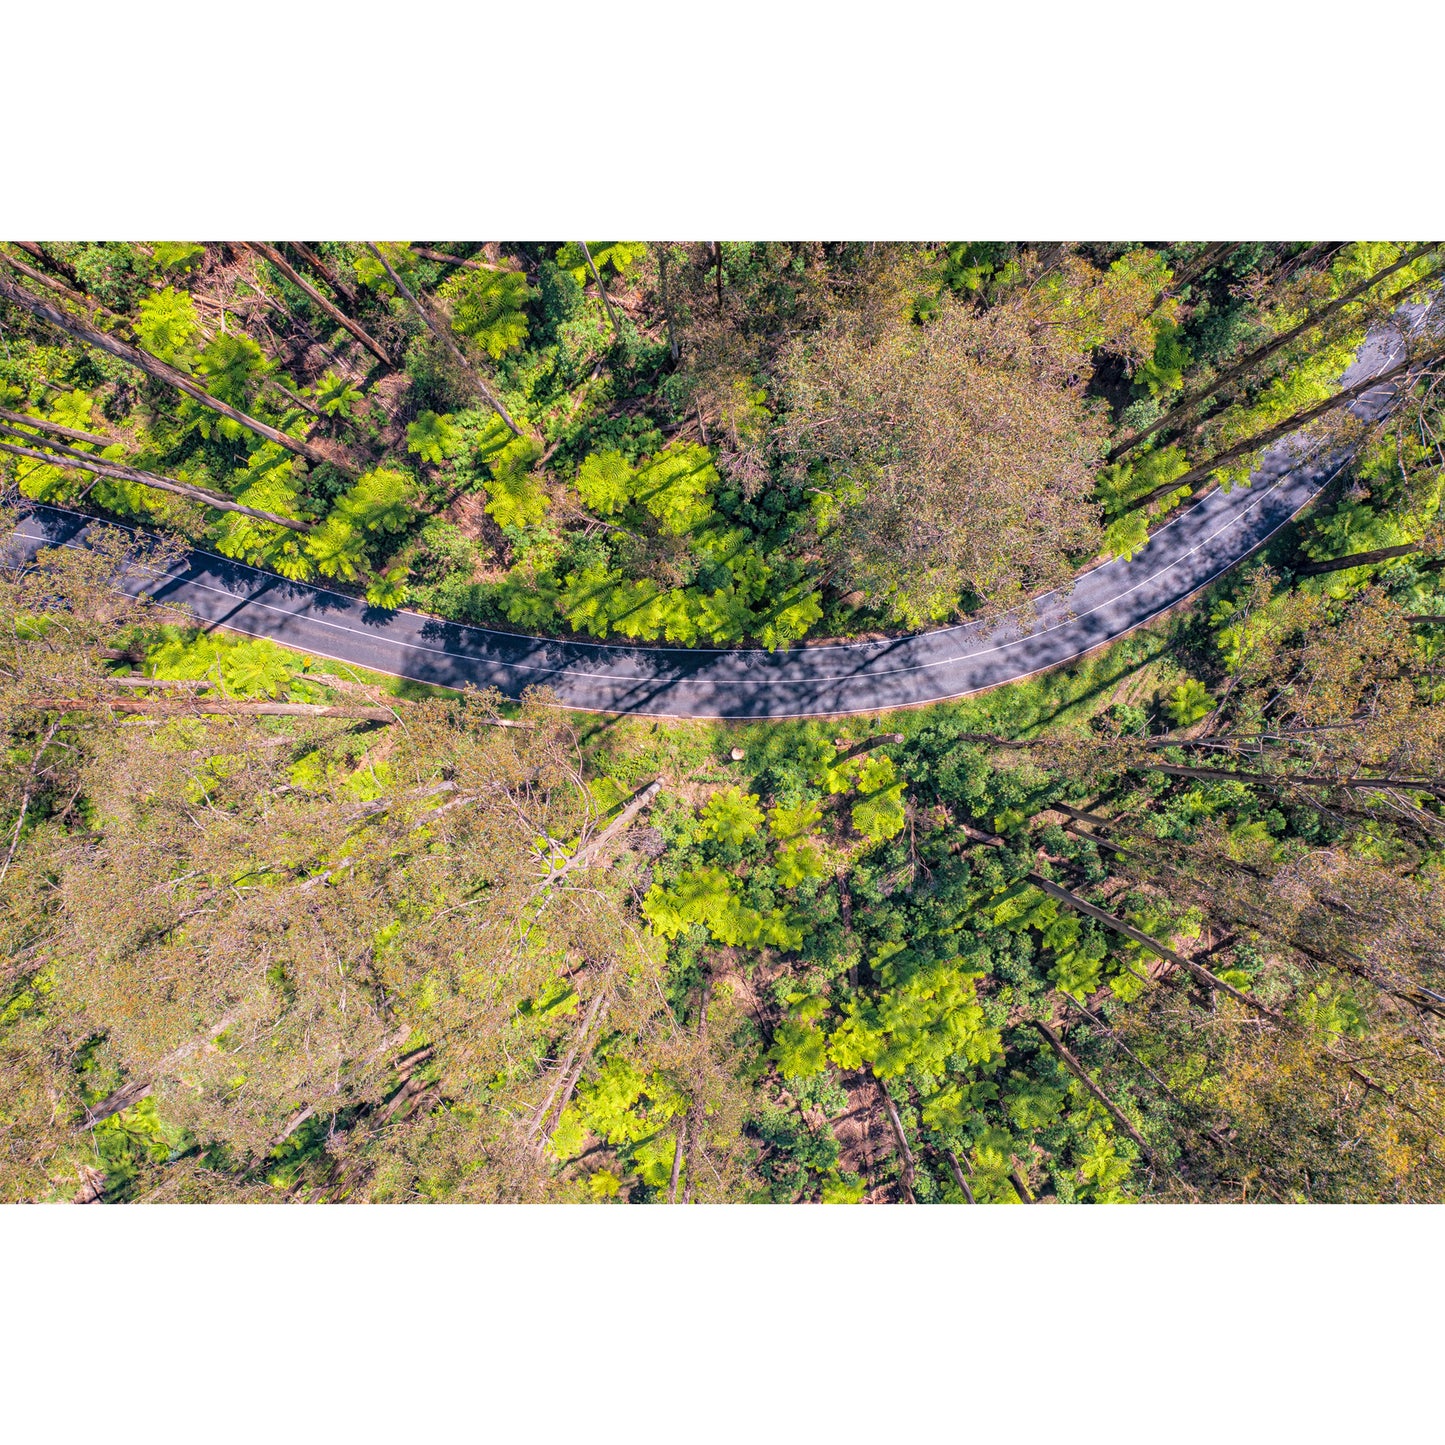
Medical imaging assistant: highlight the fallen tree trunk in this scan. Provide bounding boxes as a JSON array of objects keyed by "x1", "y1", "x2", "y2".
[
  {"x1": 541, "y1": 778, "x2": 662, "y2": 887},
  {"x1": 527, "y1": 989, "x2": 610, "y2": 1141},
  {"x1": 832, "y1": 732, "x2": 905, "y2": 764},
  {"x1": 943, "y1": 1148, "x2": 976, "y2": 1203},
  {"x1": 0, "y1": 248, "x2": 134, "y2": 335},
  {"x1": 286, "y1": 242, "x2": 357, "y2": 303},
  {"x1": 0, "y1": 404, "x2": 120, "y2": 450},
  {"x1": 82, "y1": 1014, "x2": 239, "y2": 1126},
  {"x1": 409, "y1": 246, "x2": 518, "y2": 273},
  {"x1": 871, "y1": 1069, "x2": 917, "y2": 1202}
]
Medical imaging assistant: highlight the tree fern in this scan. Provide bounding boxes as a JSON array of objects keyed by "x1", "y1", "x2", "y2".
[
  {"x1": 149, "y1": 241, "x2": 205, "y2": 274},
  {"x1": 441, "y1": 267, "x2": 532, "y2": 359},
  {"x1": 775, "y1": 839, "x2": 826, "y2": 888},
  {"x1": 405, "y1": 410, "x2": 462, "y2": 464},
  {"x1": 135, "y1": 286, "x2": 200, "y2": 365},
  {"x1": 335, "y1": 467, "x2": 414, "y2": 534},
  {"x1": 768, "y1": 798, "x2": 823, "y2": 842},
  {"x1": 484, "y1": 438, "x2": 547, "y2": 530},
  {"x1": 770, "y1": 1020, "x2": 828, "y2": 1080},
  {"x1": 197, "y1": 332, "x2": 272, "y2": 407},
  {"x1": 365, "y1": 564, "x2": 410, "y2": 610},
  {"x1": 353, "y1": 241, "x2": 413, "y2": 293},
  {"x1": 574, "y1": 449, "x2": 635, "y2": 515},
  {"x1": 554, "y1": 241, "x2": 646, "y2": 283},
  {"x1": 633, "y1": 443, "x2": 717, "y2": 535},
  {"x1": 851, "y1": 782, "x2": 907, "y2": 841},
  {"x1": 313, "y1": 370, "x2": 363, "y2": 419},
  {"x1": 699, "y1": 786, "x2": 764, "y2": 844}
]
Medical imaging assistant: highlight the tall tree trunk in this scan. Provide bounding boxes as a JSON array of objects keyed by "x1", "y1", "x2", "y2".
[
  {"x1": 0, "y1": 275, "x2": 335, "y2": 468},
  {"x1": 714, "y1": 242, "x2": 724, "y2": 312},
  {"x1": 287, "y1": 242, "x2": 357, "y2": 304},
  {"x1": 1141, "y1": 761, "x2": 1445, "y2": 795},
  {"x1": 81, "y1": 1014, "x2": 239, "y2": 1126},
  {"x1": 1031, "y1": 1019, "x2": 1157, "y2": 1160},
  {"x1": 871, "y1": 1069, "x2": 917, "y2": 1201},
  {"x1": 1, "y1": 248, "x2": 134, "y2": 336},
  {"x1": 956, "y1": 819, "x2": 1285, "y2": 1020},
  {"x1": 1110, "y1": 243, "x2": 1439, "y2": 463},
  {"x1": 658, "y1": 246, "x2": 680, "y2": 362},
  {"x1": 1292, "y1": 540, "x2": 1433, "y2": 577},
  {"x1": 1063, "y1": 995, "x2": 1235, "y2": 1150},
  {"x1": 1116, "y1": 343, "x2": 1445, "y2": 516},
  {"x1": 362, "y1": 243, "x2": 523, "y2": 438},
  {"x1": 243, "y1": 243, "x2": 394, "y2": 366},
  {"x1": 1157, "y1": 242, "x2": 1233, "y2": 300},
  {"x1": 0, "y1": 429, "x2": 315, "y2": 531},
  {"x1": 944, "y1": 1148, "x2": 976, "y2": 1203},
  {"x1": 579, "y1": 241, "x2": 621, "y2": 338}
]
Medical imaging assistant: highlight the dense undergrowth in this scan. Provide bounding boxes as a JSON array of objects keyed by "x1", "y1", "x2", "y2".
[
  {"x1": 5, "y1": 236, "x2": 1445, "y2": 1205},
  {"x1": 2, "y1": 240, "x2": 1437, "y2": 652},
  {"x1": 7, "y1": 367, "x2": 1445, "y2": 1203}
]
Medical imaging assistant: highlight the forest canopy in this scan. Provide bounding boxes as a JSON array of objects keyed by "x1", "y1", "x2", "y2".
[{"x1": 4, "y1": 238, "x2": 1445, "y2": 1204}]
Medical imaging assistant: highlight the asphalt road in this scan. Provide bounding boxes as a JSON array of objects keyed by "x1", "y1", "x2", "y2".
[{"x1": 6, "y1": 319, "x2": 1416, "y2": 720}]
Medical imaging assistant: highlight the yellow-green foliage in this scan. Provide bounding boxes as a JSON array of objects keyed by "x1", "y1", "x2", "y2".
[
  {"x1": 406, "y1": 410, "x2": 463, "y2": 464},
  {"x1": 484, "y1": 437, "x2": 547, "y2": 530},
  {"x1": 698, "y1": 786, "x2": 764, "y2": 844},
  {"x1": 134, "y1": 287, "x2": 200, "y2": 364},
  {"x1": 851, "y1": 754, "x2": 907, "y2": 840},
  {"x1": 554, "y1": 242, "x2": 647, "y2": 283},
  {"x1": 442, "y1": 267, "x2": 532, "y2": 359},
  {"x1": 827, "y1": 954, "x2": 1001, "y2": 1079},
  {"x1": 642, "y1": 866, "x2": 801, "y2": 950}
]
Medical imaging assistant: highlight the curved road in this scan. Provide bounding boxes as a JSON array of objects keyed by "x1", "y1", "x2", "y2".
[{"x1": 7, "y1": 322, "x2": 1415, "y2": 720}]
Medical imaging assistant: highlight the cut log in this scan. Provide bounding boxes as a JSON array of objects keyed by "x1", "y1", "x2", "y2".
[{"x1": 831, "y1": 732, "x2": 905, "y2": 763}]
